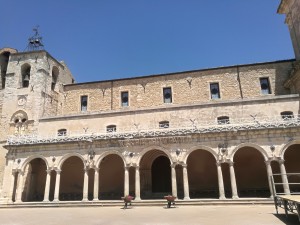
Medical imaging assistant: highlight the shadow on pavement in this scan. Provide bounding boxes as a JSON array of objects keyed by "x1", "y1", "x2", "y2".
[{"x1": 273, "y1": 213, "x2": 299, "y2": 225}]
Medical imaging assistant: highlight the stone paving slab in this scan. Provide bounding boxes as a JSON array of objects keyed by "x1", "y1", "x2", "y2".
[{"x1": 0, "y1": 205, "x2": 298, "y2": 225}]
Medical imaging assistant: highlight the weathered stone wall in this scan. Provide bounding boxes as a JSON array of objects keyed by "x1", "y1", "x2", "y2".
[
  {"x1": 62, "y1": 60, "x2": 293, "y2": 115},
  {"x1": 38, "y1": 95, "x2": 299, "y2": 136}
]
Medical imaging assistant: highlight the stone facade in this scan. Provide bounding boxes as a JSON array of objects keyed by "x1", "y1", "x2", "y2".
[{"x1": 0, "y1": 1, "x2": 299, "y2": 204}]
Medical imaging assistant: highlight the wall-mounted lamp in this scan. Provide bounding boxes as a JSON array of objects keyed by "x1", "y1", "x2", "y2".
[
  {"x1": 218, "y1": 143, "x2": 228, "y2": 154},
  {"x1": 270, "y1": 145, "x2": 275, "y2": 152},
  {"x1": 88, "y1": 150, "x2": 95, "y2": 160}
]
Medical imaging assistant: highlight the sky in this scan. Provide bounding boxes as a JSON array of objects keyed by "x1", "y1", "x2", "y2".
[{"x1": 0, "y1": 0, "x2": 295, "y2": 83}]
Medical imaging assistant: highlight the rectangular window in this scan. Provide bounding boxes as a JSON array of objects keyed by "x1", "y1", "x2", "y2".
[
  {"x1": 210, "y1": 83, "x2": 220, "y2": 99},
  {"x1": 260, "y1": 78, "x2": 271, "y2": 94},
  {"x1": 121, "y1": 91, "x2": 129, "y2": 107},
  {"x1": 81, "y1": 95, "x2": 88, "y2": 111},
  {"x1": 163, "y1": 87, "x2": 172, "y2": 103}
]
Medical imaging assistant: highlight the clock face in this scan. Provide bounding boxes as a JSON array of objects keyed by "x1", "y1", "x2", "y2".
[{"x1": 17, "y1": 96, "x2": 27, "y2": 106}]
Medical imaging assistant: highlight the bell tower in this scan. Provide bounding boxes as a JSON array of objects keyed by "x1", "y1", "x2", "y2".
[{"x1": 278, "y1": 0, "x2": 300, "y2": 60}]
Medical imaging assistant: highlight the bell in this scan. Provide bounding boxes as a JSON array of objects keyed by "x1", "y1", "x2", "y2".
[{"x1": 23, "y1": 74, "x2": 30, "y2": 81}]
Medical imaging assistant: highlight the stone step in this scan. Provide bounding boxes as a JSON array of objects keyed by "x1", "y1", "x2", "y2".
[{"x1": 0, "y1": 198, "x2": 273, "y2": 208}]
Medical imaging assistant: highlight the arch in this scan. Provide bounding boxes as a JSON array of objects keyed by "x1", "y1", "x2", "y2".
[
  {"x1": 137, "y1": 145, "x2": 173, "y2": 166},
  {"x1": 184, "y1": 145, "x2": 218, "y2": 164},
  {"x1": 95, "y1": 150, "x2": 126, "y2": 168},
  {"x1": 98, "y1": 153, "x2": 125, "y2": 200},
  {"x1": 11, "y1": 110, "x2": 29, "y2": 123},
  {"x1": 59, "y1": 156, "x2": 85, "y2": 201},
  {"x1": 20, "y1": 155, "x2": 49, "y2": 172},
  {"x1": 21, "y1": 158, "x2": 48, "y2": 202},
  {"x1": 57, "y1": 153, "x2": 85, "y2": 170},
  {"x1": 51, "y1": 66, "x2": 59, "y2": 90},
  {"x1": 279, "y1": 139, "x2": 300, "y2": 158},
  {"x1": 230, "y1": 143, "x2": 268, "y2": 161},
  {"x1": 21, "y1": 63, "x2": 31, "y2": 88},
  {"x1": 233, "y1": 145, "x2": 270, "y2": 198}
]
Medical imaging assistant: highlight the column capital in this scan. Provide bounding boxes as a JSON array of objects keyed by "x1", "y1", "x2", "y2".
[
  {"x1": 171, "y1": 164, "x2": 177, "y2": 168},
  {"x1": 216, "y1": 161, "x2": 222, "y2": 166},
  {"x1": 135, "y1": 166, "x2": 140, "y2": 170},
  {"x1": 182, "y1": 164, "x2": 188, "y2": 168},
  {"x1": 264, "y1": 160, "x2": 272, "y2": 166},
  {"x1": 94, "y1": 167, "x2": 99, "y2": 172},
  {"x1": 55, "y1": 169, "x2": 62, "y2": 174},
  {"x1": 46, "y1": 169, "x2": 52, "y2": 174},
  {"x1": 278, "y1": 159, "x2": 285, "y2": 164},
  {"x1": 228, "y1": 161, "x2": 234, "y2": 166}
]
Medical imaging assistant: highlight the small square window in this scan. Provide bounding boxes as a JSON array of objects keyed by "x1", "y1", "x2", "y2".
[
  {"x1": 121, "y1": 92, "x2": 129, "y2": 107},
  {"x1": 210, "y1": 83, "x2": 220, "y2": 99},
  {"x1": 281, "y1": 111, "x2": 294, "y2": 120},
  {"x1": 163, "y1": 87, "x2": 172, "y2": 103},
  {"x1": 217, "y1": 116, "x2": 230, "y2": 125},
  {"x1": 106, "y1": 125, "x2": 117, "y2": 133},
  {"x1": 260, "y1": 78, "x2": 271, "y2": 94},
  {"x1": 81, "y1": 96, "x2": 88, "y2": 111},
  {"x1": 159, "y1": 121, "x2": 169, "y2": 129}
]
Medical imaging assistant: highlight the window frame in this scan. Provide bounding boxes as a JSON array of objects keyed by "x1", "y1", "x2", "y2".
[
  {"x1": 106, "y1": 125, "x2": 117, "y2": 133},
  {"x1": 163, "y1": 87, "x2": 172, "y2": 103},
  {"x1": 80, "y1": 95, "x2": 88, "y2": 112},
  {"x1": 57, "y1": 129, "x2": 67, "y2": 136},
  {"x1": 259, "y1": 77, "x2": 272, "y2": 95},
  {"x1": 210, "y1": 82, "x2": 221, "y2": 99},
  {"x1": 280, "y1": 111, "x2": 294, "y2": 120},
  {"x1": 159, "y1": 121, "x2": 170, "y2": 129},
  {"x1": 217, "y1": 116, "x2": 230, "y2": 125},
  {"x1": 121, "y1": 91, "x2": 129, "y2": 107}
]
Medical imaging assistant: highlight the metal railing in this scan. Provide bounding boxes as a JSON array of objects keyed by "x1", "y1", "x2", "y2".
[
  {"x1": 271, "y1": 173, "x2": 300, "y2": 196},
  {"x1": 6, "y1": 114, "x2": 300, "y2": 145}
]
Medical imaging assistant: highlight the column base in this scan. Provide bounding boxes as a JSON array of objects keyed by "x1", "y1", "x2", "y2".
[
  {"x1": 43, "y1": 199, "x2": 50, "y2": 202},
  {"x1": 219, "y1": 196, "x2": 226, "y2": 200},
  {"x1": 53, "y1": 199, "x2": 60, "y2": 203},
  {"x1": 232, "y1": 196, "x2": 239, "y2": 200},
  {"x1": 183, "y1": 197, "x2": 190, "y2": 200},
  {"x1": 93, "y1": 198, "x2": 99, "y2": 201},
  {"x1": 134, "y1": 197, "x2": 141, "y2": 201},
  {"x1": 82, "y1": 198, "x2": 89, "y2": 202}
]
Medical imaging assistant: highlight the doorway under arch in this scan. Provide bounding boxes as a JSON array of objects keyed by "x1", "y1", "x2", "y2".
[
  {"x1": 22, "y1": 158, "x2": 47, "y2": 202},
  {"x1": 187, "y1": 150, "x2": 218, "y2": 199},
  {"x1": 284, "y1": 144, "x2": 300, "y2": 193},
  {"x1": 59, "y1": 156, "x2": 84, "y2": 201},
  {"x1": 99, "y1": 154, "x2": 124, "y2": 200},
  {"x1": 234, "y1": 147, "x2": 269, "y2": 198},
  {"x1": 139, "y1": 150, "x2": 171, "y2": 199}
]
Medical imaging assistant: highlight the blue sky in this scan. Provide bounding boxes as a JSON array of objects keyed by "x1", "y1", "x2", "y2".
[{"x1": 0, "y1": 0, "x2": 294, "y2": 83}]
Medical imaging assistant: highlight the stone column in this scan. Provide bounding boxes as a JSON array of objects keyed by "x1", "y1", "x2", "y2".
[
  {"x1": 9, "y1": 171, "x2": 17, "y2": 203},
  {"x1": 53, "y1": 170, "x2": 61, "y2": 202},
  {"x1": 182, "y1": 164, "x2": 190, "y2": 200},
  {"x1": 229, "y1": 162, "x2": 238, "y2": 199},
  {"x1": 43, "y1": 170, "x2": 51, "y2": 202},
  {"x1": 279, "y1": 160, "x2": 290, "y2": 194},
  {"x1": 15, "y1": 171, "x2": 24, "y2": 203},
  {"x1": 265, "y1": 161, "x2": 274, "y2": 198},
  {"x1": 171, "y1": 164, "x2": 177, "y2": 197},
  {"x1": 135, "y1": 166, "x2": 141, "y2": 201},
  {"x1": 124, "y1": 166, "x2": 129, "y2": 196},
  {"x1": 93, "y1": 168, "x2": 99, "y2": 201},
  {"x1": 82, "y1": 168, "x2": 89, "y2": 201},
  {"x1": 216, "y1": 162, "x2": 226, "y2": 200}
]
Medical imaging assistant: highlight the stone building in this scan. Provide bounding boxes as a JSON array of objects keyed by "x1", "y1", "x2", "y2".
[{"x1": 0, "y1": 0, "x2": 299, "y2": 204}]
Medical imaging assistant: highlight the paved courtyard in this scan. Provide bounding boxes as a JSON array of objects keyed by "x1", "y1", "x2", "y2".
[{"x1": 0, "y1": 205, "x2": 298, "y2": 225}]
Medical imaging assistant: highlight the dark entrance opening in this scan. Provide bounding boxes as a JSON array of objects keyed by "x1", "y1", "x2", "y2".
[{"x1": 151, "y1": 156, "x2": 171, "y2": 193}]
